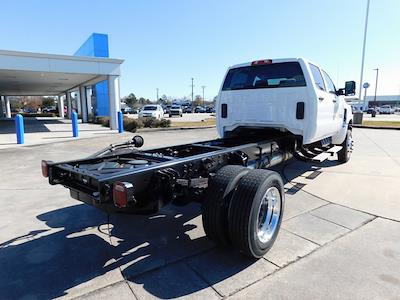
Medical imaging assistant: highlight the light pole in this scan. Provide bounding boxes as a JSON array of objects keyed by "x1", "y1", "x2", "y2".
[
  {"x1": 358, "y1": 0, "x2": 371, "y2": 101},
  {"x1": 191, "y1": 78, "x2": 194, "y2": 108},
  {"x1": 363, "y1": 82, "x2": 370, "y2": 110},
  {"x1": 373, "y1": 68, "x2": 379, "y2": 107},
  {"x1": 201, "y1": 86, "x2": 206, "y2": 106},
  {"x1": 156, "y1": 88, "x2": 159, "y2": 103}
]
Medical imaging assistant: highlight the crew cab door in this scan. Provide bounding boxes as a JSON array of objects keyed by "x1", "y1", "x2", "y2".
[
  {"x1": 309, "y1": 63, "x2": 339, "y2": 139},
  {"x1": 321, "y1": 69, "x2": 343, "y2": 130}
]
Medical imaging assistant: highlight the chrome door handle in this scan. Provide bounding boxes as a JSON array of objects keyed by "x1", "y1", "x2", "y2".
[{"x1": 318, "y1": 97, "x2": 324, "y2": 101}]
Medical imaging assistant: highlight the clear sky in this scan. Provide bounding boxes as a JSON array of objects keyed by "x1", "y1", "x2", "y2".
[{"x1": 1, "y1": 0, "x2": 399, "y2": 100}]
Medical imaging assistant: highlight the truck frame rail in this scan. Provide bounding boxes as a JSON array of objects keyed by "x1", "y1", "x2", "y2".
[{"x1": 45, "y1": 131, "x2": 295, "y2": 214}]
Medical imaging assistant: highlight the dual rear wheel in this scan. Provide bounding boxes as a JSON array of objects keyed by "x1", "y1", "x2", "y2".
[{"x1": 202, "y1": 165, "x2": 284, "y2": 258}]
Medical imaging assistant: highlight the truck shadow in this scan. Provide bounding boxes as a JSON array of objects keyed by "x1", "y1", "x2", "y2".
[
  {"x1": 282, "y1": 159, "x2": 339, "y2": 180},
  {"x1": 0, "y1": 202, "x2": 257, "y2": 299},
  {"x1": 274, "y1": 159, "x2": 341, "y2": 194},
  {"x1": 0, "y1": 118, "x2": 62, "y2": 134}
]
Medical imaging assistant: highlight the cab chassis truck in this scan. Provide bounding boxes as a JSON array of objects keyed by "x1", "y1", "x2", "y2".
[{"x1": 43, "y1": 58, "x2": 354, "y2": 258}]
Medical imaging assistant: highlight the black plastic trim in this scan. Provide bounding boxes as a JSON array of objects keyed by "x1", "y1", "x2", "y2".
[
  {"x1": 221, "y1": 103, "x2": 228, "y2": 118},
  {"x1": 296, "y1": 102, "x2": 305, "y2": 119}
]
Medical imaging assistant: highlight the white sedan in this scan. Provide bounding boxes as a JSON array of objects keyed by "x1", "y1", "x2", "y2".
[
  {"x1": 379, "y1": 105, "x2": 394, "y2": 114},
  {"x1": 138, "y1": 105, "x2": 164, "y2": 119}
]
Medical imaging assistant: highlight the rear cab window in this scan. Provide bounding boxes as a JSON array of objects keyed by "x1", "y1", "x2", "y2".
[{"x1": 222, "y1": 62, "x2": 306, "y2": 91}]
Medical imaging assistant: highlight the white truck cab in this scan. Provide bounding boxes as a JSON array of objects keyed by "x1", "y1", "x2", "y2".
[{"x1": 217, "y1": 58, "x2": 354, "y2": 147}]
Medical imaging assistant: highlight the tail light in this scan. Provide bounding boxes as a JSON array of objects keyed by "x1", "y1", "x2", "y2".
[
  {"x1": 41, "y1": 160, "x2": 50, "y2": 178},
  {"x1": 113, "y1": 182, "x2": 134, "y2": 208},
  {"x1": 251, "y1": 59, "x2": 272, "y2": 66}
]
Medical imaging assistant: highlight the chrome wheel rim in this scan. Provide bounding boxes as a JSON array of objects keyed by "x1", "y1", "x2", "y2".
[{"x1": 256, "y1": 186, "x2": 281, "y2": 244}]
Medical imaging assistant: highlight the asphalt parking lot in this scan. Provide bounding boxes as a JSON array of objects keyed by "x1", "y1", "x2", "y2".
[{"x1": 0, "y1": 127, "x2": 399, "y2": 299}]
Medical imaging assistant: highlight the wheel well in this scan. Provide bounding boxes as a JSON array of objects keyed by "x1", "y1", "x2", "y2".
[{"x1": 348, "y1": 120, "x2": 353, "y2": 130}]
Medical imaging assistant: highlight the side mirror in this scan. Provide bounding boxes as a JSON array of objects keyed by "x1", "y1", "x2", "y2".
[{"x1": 344, "y1": 81, "x2": 356, "y2": 96}]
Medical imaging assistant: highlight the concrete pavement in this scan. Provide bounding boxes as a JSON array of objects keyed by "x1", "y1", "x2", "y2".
[
  {"x1": 0, "y1": 114, "x2": 216, "y2": 149},
  {"x1": 0, "y1": 118, "x2": 117, "y2": 149},
  {"x1": 0, "y1": 127, "x2": 399, "y2": 299}
]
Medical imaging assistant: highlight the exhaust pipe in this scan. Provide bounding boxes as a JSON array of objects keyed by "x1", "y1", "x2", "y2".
[{"x1": 263, "y1": 151, "x2": 293, "y2": 168}]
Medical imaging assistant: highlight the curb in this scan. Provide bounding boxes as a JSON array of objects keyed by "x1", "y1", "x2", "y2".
[
  {"x1": 0, "y1": 126, "x2": 216, "y2": 150},
  {"x1": 136, "y1": 125, "x2": 216, "y2": 133},
  {"x1": 353, "y1": 124, "x2": 400, "y2": 130}
]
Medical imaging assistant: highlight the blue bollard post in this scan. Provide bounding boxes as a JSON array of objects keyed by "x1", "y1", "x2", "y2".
[
  {"x1": 72, "y1": 112, "x2": 78, "y2": 138},
  {"x1": 15, "y1": 114, "x2": 25, "y2": 144},
  {"x1": 117, "y1": 111, "x2": 124, "y2": 133}
]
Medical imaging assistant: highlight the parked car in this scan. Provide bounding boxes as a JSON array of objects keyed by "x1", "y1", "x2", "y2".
[
  {"x1": 42, "y1": 106, "x2": 57, "y2": 113},
  {"x1": 138, "y1": 105, "x2": 164, "y2": 119},
  {"x1": 194, "y1": 106, "x2": 206, "y2": 113},
  {"x1": 122, "y1": 107, "x2": 137, "y2": 114},
  {"x1": 182, "y1": 106, "x2": 192, "y2": 113},
  {"x1": 206, "y1": 106, "x2": 215, "y2": 113},
  {"x1": 23, "y1": 107, "x2": 36, "y2": 113},
  {"x1": 162, "y1": 105, "x2": 171, "y2": 114},
  {"x1": 169, "y1": 105, "x2": 183, "y2": 117},
  {"x1": 379, "y1": 105, "x2": 394, "y2": 114}
]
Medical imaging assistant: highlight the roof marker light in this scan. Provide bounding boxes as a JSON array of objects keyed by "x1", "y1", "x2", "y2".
[{"x1": 251, "y1": 59, "x2": 273, "y2": 66}]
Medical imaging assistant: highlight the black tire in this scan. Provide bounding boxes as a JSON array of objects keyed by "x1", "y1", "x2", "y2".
[
  {"x1": 228, "y1": 169, "x2": 285, "y2": 258},
  {"x1": 202, "y1": 165, "x2": 249, "y2": 246},
  {"x1": 338, "y1": 129, "x2": 352, "y2": 163}
]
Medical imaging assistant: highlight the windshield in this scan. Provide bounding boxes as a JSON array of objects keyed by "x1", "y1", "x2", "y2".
[
  {"x1": 143, "y1": 106, "x2": 157, "y2": 111},
  {"x1": 222, "y1": 62, "x2": 306, "y2": 91}
]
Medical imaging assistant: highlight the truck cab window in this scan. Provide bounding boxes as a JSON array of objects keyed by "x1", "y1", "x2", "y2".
[
  {"x1": 309, "y1": 63, "x2": 326, "y2": 91},
  {"x1": 322, "y1": 70, "x2": 336, "y2": 94},
  {"x1": 222, "y1": 62, "x2": 306, "y2": 91}
]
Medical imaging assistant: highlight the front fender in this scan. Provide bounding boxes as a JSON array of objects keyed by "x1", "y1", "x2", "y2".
[{"x1": 332, "y1": 109, "x2": 352, "y2": 145}]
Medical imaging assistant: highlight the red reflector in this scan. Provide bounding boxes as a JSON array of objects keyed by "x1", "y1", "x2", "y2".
[
  {"x1": 113, "y1": 182, "x2": 133, "y2": 208},
  {"x1": 251, "y1": 59, "x2": 273, "y2": 66},
  {"x1": 41, "y1": 160, "x2": 49, "y2": 178}
]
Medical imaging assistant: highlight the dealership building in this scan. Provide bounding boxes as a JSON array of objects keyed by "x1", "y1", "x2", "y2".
[
  {"x1": 364, "y1": 95, "x2": 400, "y2": 107},
  {"x1": 347, "y1": 94, "x2": 400, "y2": 111},
  {"x1": 0, "y1": 33, "x2": 124, "y2": 129}
]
